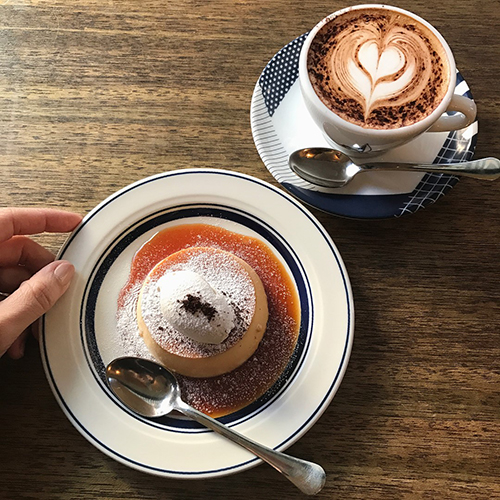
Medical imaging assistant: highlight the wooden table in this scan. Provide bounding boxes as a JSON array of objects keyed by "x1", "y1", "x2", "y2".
[{"x1": 1, "y1": 1, "x2": 499, "y2": 498}]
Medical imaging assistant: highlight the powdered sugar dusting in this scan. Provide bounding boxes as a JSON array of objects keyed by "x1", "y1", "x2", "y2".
[
  {"x1": 140, "y1": 248, "x2": 256, "y2": 357},
  {"x1": 116, "y1": 281, "x2": 152, "y2": 360}
]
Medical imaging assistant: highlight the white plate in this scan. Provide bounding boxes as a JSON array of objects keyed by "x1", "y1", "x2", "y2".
[
  {"x1": 251, "y1": 33, "x2": 478, "y2": 218},
  {"x1": 41, "y1": 169, "x2": 354, "y2": 478}
]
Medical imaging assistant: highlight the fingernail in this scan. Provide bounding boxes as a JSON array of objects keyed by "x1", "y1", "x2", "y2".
[{"x1": 53, "y1": 261, "x2": 75, "y2": 286}]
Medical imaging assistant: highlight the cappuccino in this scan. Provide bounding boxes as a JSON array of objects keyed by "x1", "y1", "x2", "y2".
[{"x1": 307, "y1": 7, "x2": 451, "y2": 130}]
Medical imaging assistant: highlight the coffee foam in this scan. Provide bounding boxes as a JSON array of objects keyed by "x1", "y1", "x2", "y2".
[{"x1": 307, "y1": 8, "x2": 451, "y2": 129}]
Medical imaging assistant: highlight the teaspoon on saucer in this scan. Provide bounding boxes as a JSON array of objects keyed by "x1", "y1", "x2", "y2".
[
  {"x1": 289, "y1": 147, "x2": 500, "y2": 188},
  {"x1": 106, "y1": 356, "x2": 326, "y2": 495}
]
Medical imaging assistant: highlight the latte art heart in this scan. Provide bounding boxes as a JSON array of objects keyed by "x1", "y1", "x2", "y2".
[
  {"x1": 307, "y1": 9, "x2": 450, "y2": 129},
  {"x1": 357, "y1": 42, "x2": 406, "y2": 85}
]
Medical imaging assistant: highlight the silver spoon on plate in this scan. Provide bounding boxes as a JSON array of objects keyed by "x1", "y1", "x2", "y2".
[
  {"x1": 289, "y1": 147, "x2": 500, "y2": 188},
  {"x1": 106, "y1": 356, "x2": 326, "y2": 496}
]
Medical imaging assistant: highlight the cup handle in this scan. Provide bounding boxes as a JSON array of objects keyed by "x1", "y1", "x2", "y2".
[{"x1": 428, "y1": 94, "x2": 477, "y2": 133}]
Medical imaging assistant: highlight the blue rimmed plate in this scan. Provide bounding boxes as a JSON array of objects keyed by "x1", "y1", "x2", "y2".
[
  {"x1": 251, "y1": 34, "x2": 478, "y2": 219},
  {"x1": 41, "y1": 169, "x2": 354, "y2": 478}
]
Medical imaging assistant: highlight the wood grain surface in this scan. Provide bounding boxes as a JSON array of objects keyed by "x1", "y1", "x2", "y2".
[{"x1": 1, "y1": 1, "x2": 499, "y2": 499}]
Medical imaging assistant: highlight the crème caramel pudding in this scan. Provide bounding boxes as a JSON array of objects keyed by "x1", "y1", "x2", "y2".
[{"x1": 137, "y1": 246, "x2": 269, "y2": 378}]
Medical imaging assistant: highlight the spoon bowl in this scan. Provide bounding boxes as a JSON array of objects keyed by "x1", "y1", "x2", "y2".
[
  {"x1": 289, "y1": 147, "x2": 500, "y2": 188},
  {"x1": 107, "y1": 356, "x2": 179, "y2": 417},
  {"x1": 106, "y1": 357, "x2": 326, "y2": 495}
]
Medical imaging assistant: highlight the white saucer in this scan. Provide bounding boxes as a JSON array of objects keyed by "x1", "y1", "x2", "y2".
[
  {"x1": 41, "y1": 169, "x2": 354, "y2": 478},
  {"x1": 251, "y1": 33, "x2": 478, "y2": 219}
]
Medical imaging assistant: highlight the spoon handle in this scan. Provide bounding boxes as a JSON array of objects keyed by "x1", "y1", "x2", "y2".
[
  {"x1": 177, "y1": 401, "x2": 326, "y2": 495},
  {"x1": 364, "y1": 157, "x2": 500, "y2": 180}
]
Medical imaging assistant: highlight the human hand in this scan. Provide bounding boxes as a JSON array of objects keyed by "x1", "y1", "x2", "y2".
[{"x1": 0, "y1": 208, "x2": 82, "y2": 359}]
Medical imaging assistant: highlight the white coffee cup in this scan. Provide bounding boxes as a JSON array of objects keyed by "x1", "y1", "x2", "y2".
[{"x1": 299, "y1": 4, "x2": 477, "y2": 156}]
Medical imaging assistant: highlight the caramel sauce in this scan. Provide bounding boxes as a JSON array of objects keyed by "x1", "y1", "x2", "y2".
[{"x1": 117, "y1": 223, "x2": 301, "y2": 417}]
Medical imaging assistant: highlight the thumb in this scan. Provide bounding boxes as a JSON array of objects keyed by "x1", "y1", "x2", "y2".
[{"x1": 0, "y1": 260, "x2": 75, "y2": 357}]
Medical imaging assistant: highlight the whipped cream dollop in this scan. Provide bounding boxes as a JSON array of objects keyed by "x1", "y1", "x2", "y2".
[{"x1": 157, "y1": 270, "x2": 235, "y2": 345}]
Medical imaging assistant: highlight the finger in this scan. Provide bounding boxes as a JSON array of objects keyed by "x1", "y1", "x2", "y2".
[
  {"x1": 0, "y1": 208, "x2": 82, "y2": 243},
  {"x1": 0, "y1": 266, "x2": 32, "y2": 293},
  {"x1": 0, "y1": 236, "x2": 55, "y2": 273},
  {"x1": 0, "y1": 260, "x2": 75, "y2": 357},
  {"x1": 6, "y1": 330, "x2": 29, "y2": 359}
]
